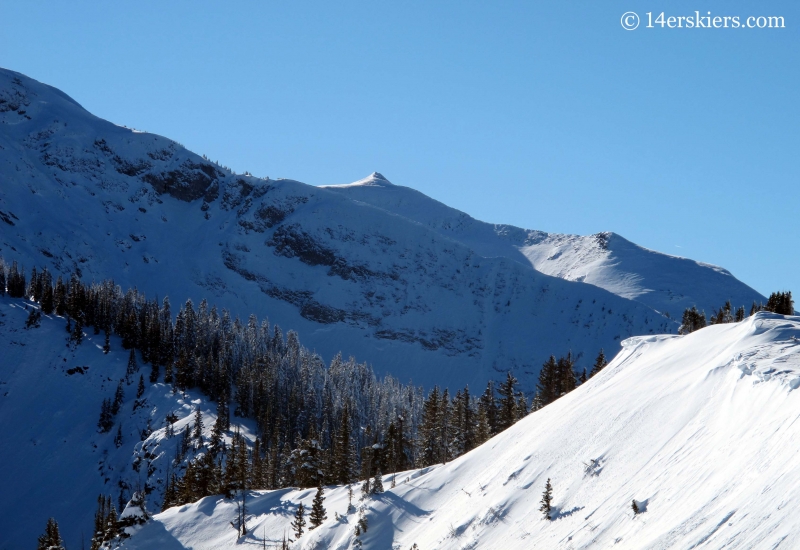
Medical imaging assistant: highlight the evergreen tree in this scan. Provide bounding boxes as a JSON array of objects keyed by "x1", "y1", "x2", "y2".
[
  {"x1": 136, "y1": 375, "x2": 146, "y2": 400},
  {"x1": 103, "y1": 328, "x2": 111, "y2": 354},
  {"x1": 40, "y1": 271, "x2": 55, "y2": 314},
  {"x1": 537, "y1": 355, "x2": 559, "y2": 406},
  {"x1": 557, "y1": 352, "x2": 576, "y2": 397},
  {"x1": 540, "y1": 478, "x2": 553, "y2": 520},
  {"x1": 54, "y1": 275, "x2": 67, "y2": 316},
  {"x1": 126, "y1": 349, "x2": 138, "y2": 382},
  {"x1": 371, "y1": 470, "x2": 384, "y2": 494},
  {"x1": 479, "y1": 381, "x2": 498, "y2": 435},
  {"x1": 105, "y1": 504, "x2": 120, "y2": 541},
  {"x1": 7, "y1": 261, "x2": 26, "y2": 298},
  {"x1": 679, "y1": 306, "x2": 707, "y2": 334},
  {"x1": 309, "y1": 484, "x2": 327, "y2": 529},
  {"x1": 632, "y1": 499, "x2": 640, "y2": 515},
  {"x1": 497, "y1": 372, "x2": 519, "y2": 431},
  {"x1": 112, "y1": 380, "x2": 124, "y2": 415},
  {"x1": 36, "y1": 517, "x2": 65, "y2": 550},
  {"x1": 98, "y1": 398, "x2": 114, "y2": 432},
  {"x1": 291, "y1": 502, "x2": 306, "y2": 538},
  {"x1": 114, "y1": 424, "x2": 123, "y2": 448},
  {"x1": 765, "y1": 291, "x2": 794, "y2": 315},
  {"x1": 590, "y1": 349, "x2": 608, "y2": 378},
  {"x1": 118, "y1": 491, "x2": 151, "y2": 534},
  {"x1": 193, "y1": 409, "x2": 203, "y2": 441},
  {"x1": 71, "y1": 312, "x2": 84, "y2": 345},
  {"x1": 418, "y1": 386, "x2": 441, "y2": 467},
  {"x1": 91, "y1": 495, "x2": 110, "y2": 550}
]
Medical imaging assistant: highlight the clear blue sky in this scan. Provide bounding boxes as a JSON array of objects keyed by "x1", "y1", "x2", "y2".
[{"x1": 2, "y1": 1, "x2": 798, "y2": 298}]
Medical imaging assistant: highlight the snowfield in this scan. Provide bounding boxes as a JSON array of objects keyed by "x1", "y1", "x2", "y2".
[{"x1": 116, "y1": 312, "x2": 800, "y2": 549}]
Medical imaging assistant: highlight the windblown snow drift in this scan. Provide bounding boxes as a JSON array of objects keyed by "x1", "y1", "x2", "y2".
[{"x1": 121, "y1": 312, "x2": 800, "y2": 549}]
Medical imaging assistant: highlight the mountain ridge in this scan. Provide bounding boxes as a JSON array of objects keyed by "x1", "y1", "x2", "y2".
[
  {"x1": 120, "y1": 311, "x2": 800, "y2": 549},
  {"x1": 0, "y1": 67, "x2": 764, "y2": 391}
]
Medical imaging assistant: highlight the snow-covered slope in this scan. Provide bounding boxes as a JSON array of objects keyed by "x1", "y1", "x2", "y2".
[
  {"x1": 122, "y1": 312, "x2": 800, "y2": 549},
  {"x1": 0, "y1": 295, "x2": 241, "y2": 550},
  {"x1": 322, "y1": 177, "x2": 762, "y2": 319},
  {"x1": 0, "y1": 67, "x2": 762, "y2": 391}
]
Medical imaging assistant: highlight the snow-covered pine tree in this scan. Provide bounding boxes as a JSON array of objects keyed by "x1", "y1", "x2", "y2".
[
  {"x1": 91, "y1": 495, "x2": 110, "y2": 550},
  {"x1": 118, "y1": 491, "x2": 151, "y2": 537},
  {"x1": 36, "y1": 517, "x2": 65, "y2": 550},
  {"x1": 632, "y1": 499, "x2": 640, "y2": 515},
  {"x1": 309, "y1": 484, "x2": 327, "y2": 529},
  {"x1": 104, "y1": 504, "x2": 120, "y2": 542},
  {"x1": 540, "y1": 478, "x2": 553, "y2": 520}
]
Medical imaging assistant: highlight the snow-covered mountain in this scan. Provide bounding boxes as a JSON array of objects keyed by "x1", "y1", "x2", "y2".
[
  {"x1": 121, "y1": 311, "x2": 800, "y2": 550},
  {"x1": 0, "y1": 67, "x2": 764, "y2": 391},
  {"x1": 322, "y1": 178, "x2": 761, "y2": 320}
]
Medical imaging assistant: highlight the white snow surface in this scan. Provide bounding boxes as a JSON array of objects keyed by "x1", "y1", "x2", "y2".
[
  {"x1": 0, "y1": 67, "x2": 765, "y2": 392},
  {"x1": 119, "y1": 312, "x2": 800, "y2": 550}
]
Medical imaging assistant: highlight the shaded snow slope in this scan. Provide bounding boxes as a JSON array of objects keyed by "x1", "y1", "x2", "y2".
[
  {"x1": 124, "y1": 313, "x2": 800, "y2": 549},
  {"x1": 0, "y1": 296, "x2": 242, "y2": 550},
  {"x1": 0, "y1": 67, "x2": 760, "y2": 392}
]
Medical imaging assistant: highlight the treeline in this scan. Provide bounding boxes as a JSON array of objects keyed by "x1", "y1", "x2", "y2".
[
  {"x1": 679, "y1": 291, "x2": 795, "y2": 335},
  {"x1": 1, "y1": 260, "x2": 592, "y2": 509}
]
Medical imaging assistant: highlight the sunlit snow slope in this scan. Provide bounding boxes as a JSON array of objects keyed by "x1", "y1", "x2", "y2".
[
  {"x1": 124, "y1": 312, "x2": 800, "y2": 550},
  {"x1": 0, "y1": 67, "x2": 763, "y2": 391}
]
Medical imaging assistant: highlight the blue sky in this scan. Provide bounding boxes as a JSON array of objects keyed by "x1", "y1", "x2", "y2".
[{"x1": 2, "y1": 1, "x2": 797, "y2": 298}]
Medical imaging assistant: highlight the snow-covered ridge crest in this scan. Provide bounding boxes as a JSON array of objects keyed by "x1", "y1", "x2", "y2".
[{"x1": 123, "y1": 313, "x2": 800, "y2": 549}]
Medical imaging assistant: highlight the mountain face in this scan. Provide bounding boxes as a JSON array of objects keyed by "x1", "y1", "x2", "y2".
[
  {"x1": 0, "y1": 295, "x2": 237, "y2": 550},
  {"x1": 121, "y1": 312, "x2": 800, "y2": 550},
  {"x1": 0, "y1": 68, "x2": 763, "y2": 391}
]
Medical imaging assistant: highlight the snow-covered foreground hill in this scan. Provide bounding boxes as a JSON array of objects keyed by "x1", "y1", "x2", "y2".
[
  {"x1": 121, "y1": 312, "x2": 800, "y2": 550},
  {"x1": 0, "y1": 68, "x2": 765, "y2": 392},
  {"x1": 0, "y1": 295, "x2": 240, "y2": 550}
]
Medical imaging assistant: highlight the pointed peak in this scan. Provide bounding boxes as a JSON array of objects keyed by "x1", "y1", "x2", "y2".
[{"x1": 321, "y1": 172, "x2": 394, "y2": 189}]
